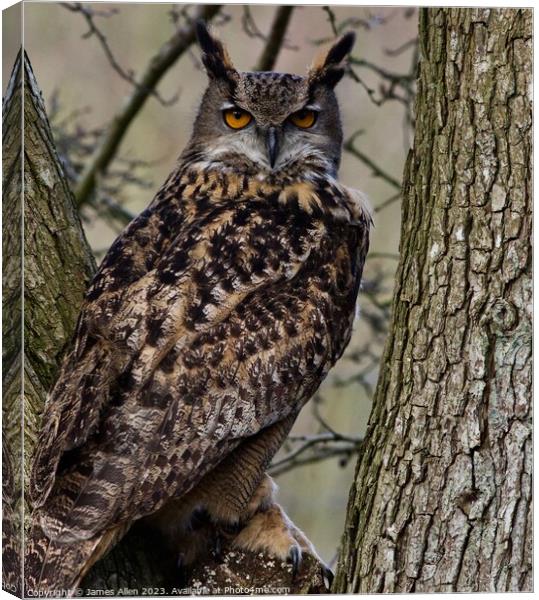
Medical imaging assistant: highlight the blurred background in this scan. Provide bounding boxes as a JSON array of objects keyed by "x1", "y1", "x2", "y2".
[{"x1": 3, "y1": 2, "x2": 417, "y2": 565}]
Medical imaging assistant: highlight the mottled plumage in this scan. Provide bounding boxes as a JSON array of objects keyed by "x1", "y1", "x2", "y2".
[{"x1": 26, "y1": 23, "x2": 371, "y2": 593}]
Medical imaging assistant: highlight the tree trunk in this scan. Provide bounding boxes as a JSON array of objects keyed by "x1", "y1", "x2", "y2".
[
  {"x1": 4, "y1": 52, "x2": 326, "y2": 596},
  {"x1": 334, "y1": 7, "x2": 532, "y2": 593},
  {"x1": 3, "y1": 48, "x2": 23, "y2": 599}
]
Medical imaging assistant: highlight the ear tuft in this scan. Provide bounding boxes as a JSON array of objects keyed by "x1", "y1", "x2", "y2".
[
  {"x1": 196, "y1": 20, "x2": 237, "y2": 81},
  {"x1": 308, "y1": 32, "x2": 356, "y2": 89},
  {"x1": 325, "y1": 32, "x2": 356, "y2": 67}
]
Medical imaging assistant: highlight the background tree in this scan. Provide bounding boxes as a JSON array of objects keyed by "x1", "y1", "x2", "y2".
[{"x1": 334, "y1": 7, "x2": 532, "y2": 593}]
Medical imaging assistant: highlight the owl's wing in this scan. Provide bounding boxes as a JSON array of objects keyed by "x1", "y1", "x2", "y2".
[{"x1": 31, "y1": 195, "x2": 366, "y2": 543}]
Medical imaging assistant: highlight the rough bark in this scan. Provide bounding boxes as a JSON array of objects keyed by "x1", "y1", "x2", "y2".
[
  {"x1": 83, "y1": 527, "x2": 328, "y2": 596},
  {"x1": 8, "y1": 52, "x2": 327, "y2": 595},
  {"x1": 3, "y1": 49, "x2": 23, "y2": 598},
  {"x1": 187, "y1": 545, "x2": 328, "y2": 595},
  {"x1": 334, "y1": 8, "x2": 532, "y2": 593},
  {"x1": 22, "y1": 49, "x2": 96, "y2": 490}
]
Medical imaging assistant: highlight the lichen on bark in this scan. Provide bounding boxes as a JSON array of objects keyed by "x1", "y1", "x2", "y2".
[{"x1": 334, "y1": 8, "x2": 532, "y2": 593}]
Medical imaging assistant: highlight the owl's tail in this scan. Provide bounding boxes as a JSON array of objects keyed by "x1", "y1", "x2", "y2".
[{"x1": 24, "y1": 513, "x2": 128, "y2": 596}]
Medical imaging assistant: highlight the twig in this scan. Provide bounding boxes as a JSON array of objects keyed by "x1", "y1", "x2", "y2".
[
  {"x1": 89, "y1": 195, "x2": 135, "y2": 227},
  {"x1": 347, "y1": 66, "x2": 384, "y2": 106},
  {"x1": 337, "y1": 15, "x2": 377, "y2": 31},
  {"x1": 375, "y1": 192, "x2": 401, "y2": 213},
  {"x1": 350, "y1": 57, "x2": 415, "y2": 92},
  {"x1": 269, "y1": 433, "x2": 362, "y2": 478},
  {"x1": 63, "y1": 3, "x2": 178, "y2": 106},
  {"x1": 269, "y1": 446, "x2": 360, "y2": 477},
  {"x1": 242, "y1": 6, "x2": 267, "y2": 42},
  {"x1": 63, "y1": 4, "x2": 133, "y2": 86},
  {"x1": 74, "y1": 4, "x2": 221, "y2": 208},
  {"x1": 49, "y1": 102, "x2": 154, "y2": 228},
  {"x1": 168, "y1": 4, "x2": 191, "y2": 30},
  {"x1": 312, "y1": 397, "x2": 340, "y2": 436},
  {"x1": 268, "y1": 395, "x2": 363, "y2": 477},
  {"x1": 254, "y1": 6, "x2": 295, "y2": 72},
  {"x1": 385, "y1": 37, "x2": 417, "y2": 56},
  {"x1": 344, "y1": 133, "x2": 401, "y2": 191},
  {"x1": 318, "y1": 6, "x2": 374, "y2": 43},
  {"x1": 322, "y1": 6, "x2": 339, "y2": 36}
]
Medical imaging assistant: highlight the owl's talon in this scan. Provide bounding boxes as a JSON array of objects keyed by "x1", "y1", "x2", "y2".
[
  {"x1": 287, "y1": 545, "x2": 302, "y2": 578},
  {"x1": 322, "y1": 564, "x2": 334, "y2": 589}
]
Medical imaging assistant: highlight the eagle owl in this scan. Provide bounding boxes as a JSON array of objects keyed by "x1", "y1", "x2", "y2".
[{"x1": 25, "y1": 22, "x2": 371, "y2": 593}]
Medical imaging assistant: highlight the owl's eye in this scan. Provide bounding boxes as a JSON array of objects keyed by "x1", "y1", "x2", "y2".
[
  {"x1": 223, "y1": 108, "x2": 253, "y2": 130},
  {"x1": 289, "y1": 109, "x2": 317, "y2": 129}
]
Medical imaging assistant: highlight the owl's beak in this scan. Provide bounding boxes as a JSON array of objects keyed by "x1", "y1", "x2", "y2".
[{"x1": 266, "y1": 127, "x2": 279, "y2": 169}]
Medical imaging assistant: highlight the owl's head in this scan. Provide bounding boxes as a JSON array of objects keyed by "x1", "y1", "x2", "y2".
[{"x1": 185, "y1": 22, "x2": 355, "y2": 177}]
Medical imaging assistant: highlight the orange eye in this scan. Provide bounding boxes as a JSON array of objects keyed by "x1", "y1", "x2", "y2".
[
  {"x1": 290, "y1": 109, "x2": 317, "y2": 129},
  {"x1": 223, "y1": 108, "x2": 252, "y2": 130}
]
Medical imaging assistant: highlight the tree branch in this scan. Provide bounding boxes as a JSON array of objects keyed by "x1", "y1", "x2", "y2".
[
  {"x1": 344, "y1": 133, "x2": 402, "y2": 190},
  {"x1": 269, "y1": 433, "x2": 362, "y2": 478},
  {"x1": 350, "y1": 56, "x2": 415, "y2": 90},
  {"x1": 74, "y1": 4, "x2": 221, "y2": 208},
  {"x1": 187, "y1": 547, "x2": 330, "y2": 594},
  {"x1": 322, "y1": 6, "x2": 339, "y2": 36},
  {"x1": 63, "y1": 3, "x2": 180, "y2": 107},
  {"x1": 374, "y1": 192, "x2": 401, "y2": 213},
  {"x1": 385, "y1": 37, "x2": 417, "y2": 56},
  {"x1": 254, "y1": 6, "x2": 295, "y2": 72}
]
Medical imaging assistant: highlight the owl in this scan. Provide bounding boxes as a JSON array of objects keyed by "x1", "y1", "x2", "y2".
[{"x1": 25, "y1": 22, "x2": 371, "y2": 594}]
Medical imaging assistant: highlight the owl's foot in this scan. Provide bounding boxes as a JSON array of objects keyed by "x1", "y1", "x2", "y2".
[{"x1": 231, "y1": 503, "x2": 331, "y2": 580}]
